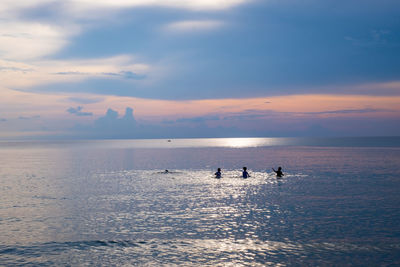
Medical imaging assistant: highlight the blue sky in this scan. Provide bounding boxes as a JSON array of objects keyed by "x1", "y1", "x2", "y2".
[{"x1": 0, "y1": 0, "x2": 399, "y2": 139}]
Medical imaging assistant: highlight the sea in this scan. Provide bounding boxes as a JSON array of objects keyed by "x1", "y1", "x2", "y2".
[{"x1": 1, "y1": 137, "x2": 400, "y2": 266}]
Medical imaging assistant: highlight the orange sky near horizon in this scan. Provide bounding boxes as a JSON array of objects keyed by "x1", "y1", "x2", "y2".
[{"x1": 1, "y1": 86, "x2": 399, "y2": 121}]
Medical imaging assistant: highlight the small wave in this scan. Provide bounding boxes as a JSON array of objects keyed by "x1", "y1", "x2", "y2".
[
  {"x1": 0, "y1": 240, "x2": 146, "y2": 257},
  {"x1": 1, "y1": 239, "x2": 400, "y2": 266},
  {"x1": 2, "y1": 240, "x2": 147, "y2": 252}
]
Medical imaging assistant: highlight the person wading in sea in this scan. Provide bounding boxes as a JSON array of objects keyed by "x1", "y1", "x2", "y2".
[
  {"x1": 215, "y1": 168, "x2": 222, "y2": 178},
  {"x1": 242, "y1": 167, "x2": 250, "y2": 178},
  {"x1": 272, "y1": 167, "x2": 284, "y2": 178}
]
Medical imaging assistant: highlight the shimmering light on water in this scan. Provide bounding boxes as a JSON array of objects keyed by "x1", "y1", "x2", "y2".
[
  {"x1": 221, "y1": 138, "x2": 270, "y2": 148},
  {"x1": 1, "y1": 138, "x2": 400, "y2": 265}
]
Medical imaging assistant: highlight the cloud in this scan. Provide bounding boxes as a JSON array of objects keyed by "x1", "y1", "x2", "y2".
[
  {"x1": 0, "y1": 1, "x2": 54, "y2": 14},
  {"x1": 1, "y1": 0, "x2": 400, "y2": 140},
  {"x1": 0, "y1": 0, "x2": 244, "y2": 61},
  {"x1": 70, "y1": 107, "x2": 247, "y2": 139},
  {"x1": 120, "y1": 71, "x2": 147, "y2": 80},
  {"x1": 222, "y1": 111, "x2": 277, "y2": 121},
  {"x1": 175, "y1": 115, "x2": 220, "y2": 123},
  {"x1": 100, "y1": 71, "x2": 146, "y2": 80},
  {"x1": 0, "y1": 66, "x2": 32, "y2": 72},
  {"x1": 0, "y1": 118, "x2": 7, "y2": 122},
  {"x1": 0, "y1": 21, "x2": 77, "y2": 61},
  {"x1": 2, "y1": 0, "x2": 399, "y2": 100},
  {"x1": 301, "y1": 108, "x2": 393, "y2": 115},
  {"x1": 67, "y1": 97, "x2": 104, "y2": 104},
  {"x1": 221, "y1": 108, "x2": 394, "y2": 120},
  {"x1": 1, "y1": 0, "x2": 250, "y2": 15},
  {"x1": 164, "y1": 20, "x2": 225, "y2": 32},
  {"x1": 69, "y1": 106, "x2": 398, "y2": 139},
  {"x1": 67, "y1": 106, "x2": 93, "y2": 116},
  {"x1": 61, "y1": 0, "x2": 250, "y2": 13},
  {"x1": 72, "y1": 107, "x2": 138, "y2": 138},
  {"x1": 18, "y1": 115, "x2": 41, "y2": 120},
  {"x1": 93, "y1": 107, "x2": 136, "y2": 130},
  {"x1": 55, "y1": 70, "x2": 146, "y2": 79},
  {"x1": 0, "y1": 55, "x2": 149, "y2": 89},
  {"x1": 0, "y1": 0, "x2": 248, "y2": 68},
  {"x1": 0, "y1": 0, "x2": 249, "y2": 62}
]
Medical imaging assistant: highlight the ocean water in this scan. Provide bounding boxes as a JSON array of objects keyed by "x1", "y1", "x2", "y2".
[{"x1": 1, "y1": 137, "x2": 400, "y2": 266}]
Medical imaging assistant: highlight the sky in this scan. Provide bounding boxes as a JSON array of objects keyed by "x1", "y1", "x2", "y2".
[{"x1": 0, "y1": 0, "x2": 399, "y2": 139}]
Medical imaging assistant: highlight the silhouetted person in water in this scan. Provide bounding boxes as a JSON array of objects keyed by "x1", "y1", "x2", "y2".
[
  {"x1": 242, "y1": 167, "x2": 250, "y2": 178},
  {"x1": 164, "y1": 169, "x2": 169, "y2": 173},
  {"x1": 272, "y1": 167, "x2": 284, "y2": 178},
  {"x1": 215, "y1": 168, "x2": 222, "y2": 178}
]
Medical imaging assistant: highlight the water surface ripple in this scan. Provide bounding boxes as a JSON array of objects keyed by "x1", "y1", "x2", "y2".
[{"x1": 1, "y1": 138, "x2": 400, "y2": 265}]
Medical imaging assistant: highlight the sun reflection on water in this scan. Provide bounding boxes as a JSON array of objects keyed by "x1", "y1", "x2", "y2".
[
  {"x1": 222, "y1": 138, "x2": 274, "y2": 148},
  {"x1": 2, "y1": 142, "x2": 400, "y2": 266}
]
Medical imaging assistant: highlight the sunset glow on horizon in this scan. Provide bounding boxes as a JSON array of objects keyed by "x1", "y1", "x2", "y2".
[{"x1": 0, "y1": 0, "x2": 399, "y2": 139}]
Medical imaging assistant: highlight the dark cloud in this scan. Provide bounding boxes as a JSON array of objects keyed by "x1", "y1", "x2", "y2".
[
  {"x1": 0, "y1": 118, "x2": 7, "y2": 122},
  {"x1": 67, "y1": 106, "x2": 93, "y2": 116}
]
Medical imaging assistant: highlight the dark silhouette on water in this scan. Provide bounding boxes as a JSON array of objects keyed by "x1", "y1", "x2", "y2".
[
  {"x1": 215, "y1": 168, "x2": 222, "y2": 178},
  {"x1": 242, "y1": 167, "x2": 250, "y2": 178},
  {"x1": 272, "y1": 167, "x2": 284, "y2": 178},
  {"x1": 158, "y1": 169, "x2": 180, "y2": 174}
]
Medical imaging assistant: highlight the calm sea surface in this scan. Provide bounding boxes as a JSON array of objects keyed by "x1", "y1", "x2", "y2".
[{"x1": 1, "y1": 137, "x2": 400, "y2": 266}]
